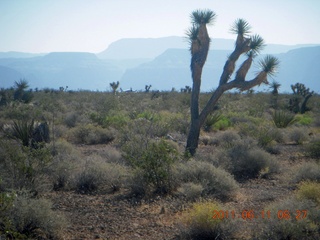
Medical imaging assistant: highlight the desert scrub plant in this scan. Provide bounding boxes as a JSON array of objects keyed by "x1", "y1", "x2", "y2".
[
  {"x1": 295, "y1": 113, "x2": 313, "y2": 126},
  {"x1": 72, "y1": 156, "x2": 129, "y2": 194},
  {"x1": 179, "y1": 200, "x2": 238, "y2": 239},
  {"x1": 214, "y1": 130, "x2": 241, "y2": 148},
  {"x1": 292, "y1": 161, "x2": 320, "y2": 183},
  {"x1": 6, "y1": 196, "x2": 66, "y2": 239},
  {"x1": 289, "y1": 127, "x2": 309, "y2": 144},
  {"x1": 74, "y1": 167, "x2": 100, "y2": 194},
  {"x1": 177, "y1": 182, "x2": 204, "y2": 201},
  {"x1": 296, "y1": 181, "x2": 320, "y2": 205},
  {"x1": 222, "y1": 139, "x2": 279, "y2": 180},
  {"x1": 174, "y1": 159, "x2": 239, "y2": 200},
  {"x1": 212, "y1": 116, "x2": 232, "y2": 131},
  {"x1": 257, "y1": 197, "x2": 320, "y2": 239},
  {"x1": 0, "y1": 139, "x2": 52, "y2": 192},
  {"x1": 272, "y1": 110, "x2": 297, "y2": 128},
  {"x1": 67, "y1": 124, "x2": 115, "y2": 144},
  {"x1": 305, "y1": 138, "x2": 320, "y2": 160},
  {"x1": 125, "y1": 139, "x2": 179, "y2": 194}
]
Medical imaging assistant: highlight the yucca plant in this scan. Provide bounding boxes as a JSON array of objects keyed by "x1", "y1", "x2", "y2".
[
  {"x1": 203, "y1": 112, "x2": 222, "y2": 132},
  {"x1": 11, "y1": 119, "x2": 35, "y2": 147},
  {"x1": 272, "y1": 110, "x2": 297, "y2": 128}
]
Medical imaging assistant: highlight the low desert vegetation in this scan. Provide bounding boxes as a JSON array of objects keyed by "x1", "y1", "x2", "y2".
[
  {"x1": 1, "y1": 8, "x2": 319, "y2": 238},
  {"x1": 0, "y1": 84, "x2": 319, "y2": 239}
]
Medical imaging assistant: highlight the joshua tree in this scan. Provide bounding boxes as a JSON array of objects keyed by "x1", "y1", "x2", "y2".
[
  {"x1": 145, "y1": 85, "x2": 152, "y2": 92},
  {"x1": 110, "y1": 81, "x2": 120, "y2": 95},
  {"x1": 185, "y1": 9, "x2": 279, "y2": 155},
  {"x1": 269, "y1": 81, "x2": 281, "y2": 108},
  {"x1": 13, "y1": 79, "x2": 33, "y2": 103},
  {"x1": 289, "y1": 82, "x2": 314, "y2": 114},
  {"x1": 269, "y1": 81, "x2": 281, "y2": 95},
  {"x1": 180, "y1": 86, "x2": 192, "y2": 93}
]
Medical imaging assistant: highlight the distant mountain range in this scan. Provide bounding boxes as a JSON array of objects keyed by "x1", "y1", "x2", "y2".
[{"x1": 1, "y1": 36, "x2": 319, "y2": 93}]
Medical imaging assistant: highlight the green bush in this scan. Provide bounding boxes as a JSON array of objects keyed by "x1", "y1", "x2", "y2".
[
  {"x1": 295, "y1": 114, "x2": 313, "y2": 125},
  {"x1": 225, "y1": 140, "x2": 279, "y2": 180},
  {"x1": 125, "y1": 139, "x2": 178, "y2": 194},
  {"x1": 305, "y1": 138, "x2": 320, "y2": 160},
  {"x1": 68, "y1": 124, "x2": 115, "y2": 145},
  {"x1": 272, "y1": 110, "x2": 297, "y2": 128},
  {"x1": 73, "y1": 158, "x2": 129, "y2": 194},
  {"x1": 212, "y1": 116, "x2": 232, "y2": 130},
  {"x1": 292, "y1": 161, "x2": 320, "y2": 183},
  {"x1": 74, "y1": 168, "x2": 100, "y2": 194},
  {"x1": 296, "y1": 181, "x2": 320, "y2": 205},
  {"x1": 289, "y1": 127, "x2": 309, "y2": 145},
  {"x1": 177, "y1": 182, "x2": 204, "y2": 201},
  {"x1": 179, "y1": 200, "x2": 238, "y2": 239},
  {"x1": 1, "y1": 196, "x2": 66, "y2": 239},
  {"x1": 0, "y1": 139, "x2": 52, "y2": 192},
  {"x1": 208, "y1": 130, "x2": 241, "y2": 147},
  {"x1": 174, "y1": 160, "x2": 239, "y2": 200},
  {"x1": 257, "y1": 197, "x2": 320, "y2": 239}
]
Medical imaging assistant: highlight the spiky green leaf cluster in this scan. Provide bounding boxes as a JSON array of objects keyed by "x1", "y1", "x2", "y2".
[
  {"x1": 250, "y1": 34, "x2": 265, "y2": 54},
  {"x1": 186, "y1": 24, "x2": 199, "y2": 42},
  {"x1": 259, "y1": 55, "x2": 280, "y2": 76},
  {"x1": 191, "y1": 9, "x2": 216, "y2": 25},
  {"x1": 230, "y1": 19, "x2": 251, "y2": 36}
]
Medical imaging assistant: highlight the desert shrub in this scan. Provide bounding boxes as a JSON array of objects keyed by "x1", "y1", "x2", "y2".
[
  {"x1": 64, "y1": 112, "x2": 78, "y2": 128},
  {"x1": 305, "y1": 138, "x2": 320, "y2": 160},
  {"x1": 74, "y1": 168, "x2": 100, "y2": 194},
  {"x1": 257, "y1": 197, "x2": 320, "y2": 239},
  {"x1": 126, "y1": 139, "x2": 178, "y2": 194},
  {"x1": 0, "y1": 139, "x2": 52, "y2": 193},
  {"x1": 127, "y1": 169, "x2": 148, "y2": 197},
  {"x1": 67, "y1": 124, "x2": 115, "y2": 144},
  {"x1": 104, "y1": 113, "x2": 130, "y2": 129},
  {"x1": 48, "y1": 140, "x2": 82, "y2": 189},
  {"x1": 95, "y1": 145, "x2": 123, "y2": 163},
  {"x1": 158, "y1": 110, "x2": 190, "y2": 134},
  {"x1": 296, "y1": 181, "x2": 320, "y2": 205},
  {"x1": 292, "y1": 161, "x2": 320, "y2": 183},
  {"x1": 0, "y1": 191, "x2": 21, "y2": 239},
  {"x1": 212, "y1": 116, "x2": 232, "y2": 131},
  {"x1": 174, "y1": 160, "x2": 238, "y2": 200},
  {"x1": 255, "y1": 126, "x2": 277, "y2": 148},
  {"x1": 208, "y1": 130, "x2": 241, "y2": 147},
  {"x1": 1, "y1": 195, "x2": 66, "y2": 239},
  {"x1": 177, "y1": 182, "x2": 204, "y2": 201},
  {"x1": 224, "y1": 140, "x2": 279, "y2": 180},
  {"x1": 289, "y1": 127, "x2": 309, "y2": 144},
  {"x1": 272, "y1": 110, "x2": 297, "y2": 128},
  {"x1": 93, "y1": 159, "x2": 129, "y2": 192},
  {"x1": 73, "y1": 158, "x2": 129, "y2": 194},
  {"x1": 295, "y1": 113, "x2": 313, "y2": 126},
  {"x1": 179, "y1": 200, "x2": 238, "y2": 239},
  {"x1": 237, "y1": 122, "x2": 285, "y2": 147}
]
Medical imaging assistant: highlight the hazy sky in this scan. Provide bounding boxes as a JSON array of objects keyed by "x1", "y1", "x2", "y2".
[{"x1": 1, "y1": 0, "x2": 320, "y2": 53}]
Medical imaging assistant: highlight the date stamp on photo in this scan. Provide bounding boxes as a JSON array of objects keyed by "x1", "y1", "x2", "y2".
[{"x1": 212, "y1": 209, "x2": 308, "y2": 220}]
